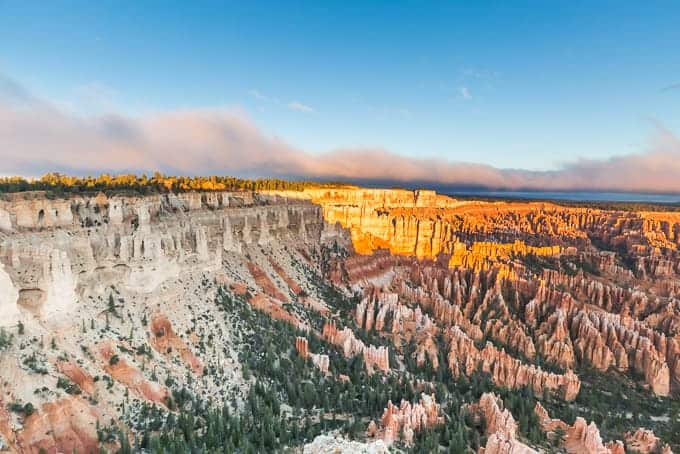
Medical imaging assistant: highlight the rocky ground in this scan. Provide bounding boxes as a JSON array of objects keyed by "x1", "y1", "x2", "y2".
[{"x1": 0, "y1": 187, "x2": 679, "y2": 453}]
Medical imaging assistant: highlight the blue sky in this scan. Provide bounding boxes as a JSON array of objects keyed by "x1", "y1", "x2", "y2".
[{"x1": 0, "y1": 1, "x2": 679, "y2": 184}]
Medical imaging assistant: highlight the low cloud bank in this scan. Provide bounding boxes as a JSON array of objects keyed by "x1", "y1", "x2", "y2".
[{"x1": 2, "y1": 74, "x2": 679, "y2": 192}]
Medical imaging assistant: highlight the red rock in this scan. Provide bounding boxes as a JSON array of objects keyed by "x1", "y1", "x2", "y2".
[
  {"x1": 295, "y1": 336, "x2": 329, "y2": 374},
  {"x1": 247, "y1": 262, "x2": 288, "y2": 302},
  {"x1": 295, "y1": 336, "x2": 309, "y2": 358},
  {"x1": 446, "y1": 326, "x2": 580, "y2": 401},
  {"x1": 0, "y1": 401, "x2": 14, "y2": 451},
  {"x1": 16, "y1": 396, "x2": 100, "y2": 454},
  {"x1": 99, "y1": 341, "x2": 169, "y2": 404},
  {"x1": 322, "y1": 321, "x2": 389, "y2": 373},
  {"x1": 150, "y1": 314, "x2": 203, "y2": 375},
  {"x1": 56, "y1": 361, "x2": 96, "y2": 395},
  {"x1": 466, "y1": 393, "x2": 518, "y2": 439},
  {"x1": 468, "y1": 393, "x2": 537, "y2": 454},
  {"x1": 625, "y1": 428, "x2": 673, "y2": 454},
  {"x1": 269, "y1": 259, "x2": 303, "y2": 295},
  {"x1": 371, "y1": 393, "x2": 443, "y2": 445},
  {"x1": 535, "y1": 401, "x2": 625, "y2": 454},
  {"x1": 482, "y1": 432, "x2": 538, "y2": 454},
  {"x1": 248, "y1": 293, "x2": 302, "y2": 327}
]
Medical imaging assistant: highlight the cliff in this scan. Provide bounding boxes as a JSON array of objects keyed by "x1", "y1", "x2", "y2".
[
  {"x1": 0, "y1": 190, "x2": 347, "y2": 453},
  {"x1": 2, "y1": 186, "x2": 679, "y2": 452}
]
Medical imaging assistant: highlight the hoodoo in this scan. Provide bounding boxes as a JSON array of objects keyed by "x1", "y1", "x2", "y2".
[{"x1": 0, "y1": 186, "x2": 677, "y2": 452}]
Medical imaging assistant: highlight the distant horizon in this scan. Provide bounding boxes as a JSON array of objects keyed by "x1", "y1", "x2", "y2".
[
  {"x1": 2, "y1": 2, "x2": 680, "y2": 192},
  {"x1": 4, "y1": 173, "x2": 680, "y2": 202}
]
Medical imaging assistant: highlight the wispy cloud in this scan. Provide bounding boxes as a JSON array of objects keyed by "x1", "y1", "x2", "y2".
[
  {"x1": 287, "y1": 101, "x2": 314, "y2": 113},
  {"x1": 249, "y1": 90, "x2": 314, "y2": 113},
  {"x1": 660, "y1": 83, "x2": 680, "y2": 93},
  {"x1": 459, "y1": 67, "x2": 499, "y2": 81},
  {"x1": 2, "y1": 72, "x2": 680, "y2": 192},
  {"x1": 459, "y1": 86, "x2": 472, "y2": 100},
  {"x1": 248, "y1": 89, "x2": 271, "y2": 101}
]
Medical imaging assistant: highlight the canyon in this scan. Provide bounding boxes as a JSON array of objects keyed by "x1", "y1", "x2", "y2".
[{"x1": 0, "y1": 186, "x2": 678, "y2": 452}]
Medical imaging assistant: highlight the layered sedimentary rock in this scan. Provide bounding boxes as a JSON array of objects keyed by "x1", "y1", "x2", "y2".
[
  {"x1": 0, "y1": 401, "x2": 12, "y2": 452},
  {"x1": 467, "y1": 393, "x2": 537, "y2": 454},
  {"x1": 625, "y1": 428, "x2": 673, "y2": 454},
  {"x1": 449, "y1": 240, "x2": 561, "y2": 271},
  {"x1": 100, "y1": 341, "x2": 169, "y2": 403},
  {"x1": 355, "y1": 289, "x2": 435, "y2": 341},
  {"x1": 322, "y1": 321, "x2": 389, "y2": 373},
  {"x1": 0, "y1": 189, "x2": 346, "y2": 453},
  {"x1": 534, "y1": 402, "x2": 627, "y2": 454},
  {"x1": 15, "y1": 396, "x2": 100, "y2": 454},
  {"x1": 0, "y1": 191, "x2": 332, "y2": 327},
  {"x1": 295, "y1": 336, "x2": 330, "y2": 374},
  {"x1": 369, "y1": 393, "x2": 443, "y2": 445},
  {"x1": 482, "y1": 432, "x2": 538, "y2": 454},
  {"x1": 330, "y1": 238, "x2": 680, "y2": 397},
  {"x1": 3, "y1": 186, "x2": 680, "y2": 451},
  {"x1": 150, "y1": 314, "x2": 203, "y2": 375},
  {"x1": 466, "y1": 393, "x2": 518, "y2": 439},
  {"x1": 276, "y1": 188, "x2": 588, "y2": 260},
  {"x1": 0, "y1": 262, "x2": 20, "y2": 326},
  {"x1": 447, "y1": 326, "x2": 580, "y2": 400},
  {"x1": 56, "y1": 360, "x2": 96, "y2": 395},
  {"x1": 284, "y1": 188, "x2": 680, "y2": 295}
]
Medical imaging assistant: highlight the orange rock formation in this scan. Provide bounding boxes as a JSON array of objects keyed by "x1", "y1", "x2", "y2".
[
  {"x1": 56, "y1": 361, "x2": 96, "y2": 395},
  {"x1": 322, "y1": 321, "x2": 389, "y2": 373},
  {"x1": 15, "y1": 396, "x2": 100, "y2": 454},
  {"x1": 534, "y1": 402, "x2": 628, "y2": 453},
  {"x1": 371, "y1": 393, "x2": 444, "y2": 445},
  {"x1": 467, "y1": 393, "x2": 537, "y2": 454},
  {"x1": 295, "y1": 337, "x2": 330, "y2": 375},
  {"x1": 150, "y1": 314, "x2": 203, "y2": 375},
  {"x1": 99, "y1": 342, "x2": 169, "y2": 404}
]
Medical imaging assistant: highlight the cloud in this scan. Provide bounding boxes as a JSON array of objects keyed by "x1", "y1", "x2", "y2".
[
  {"x1": 248, "y1": 90, "x2": 314, "y2": 114},
  {"x1": 287, "y1": 101, "x2": 314, "y2": 113},
  {"x1": 248, "y1": 89, "x2": 270, "y2": 101},
  {"x1": 2, "y1": 73, "x2": 680, "y2": 192},
  {"x1": 459, "y1": 86, "x2": 472, "y2": 100},
  {"x1": 459, "y1": 67, "x2": 498, "y2": 81},
  {"x1": 661, "y1": 83, "x2": 680, "y2": 93}
]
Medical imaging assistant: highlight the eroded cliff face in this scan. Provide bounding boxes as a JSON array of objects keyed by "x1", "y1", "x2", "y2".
[
  {"x1": 0, "y1": 190, "x2": 347, "y2": 453},
  {"x1": 288, "y1": 188, "x2": 680, "y2": 395},
  {"x1": 0, "y1": 191, "x2": 335, "y2": 325},
  {"x1": 277, "y1": 187, "x2": 680, "y2": 276},
  {"x1": 274, "y1": 188, "x2": 587, "y2": 259},
  {"x1": 293, "y1": 187, "x2": 680, "y2": 450},
  {"x1": 1, "y1": 186, "x2": 679, "y2": 452}
]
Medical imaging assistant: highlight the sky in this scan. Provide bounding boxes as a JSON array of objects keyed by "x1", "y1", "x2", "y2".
[{"x1": 1, "y1": 1, "x2": 680, "y2": 191}]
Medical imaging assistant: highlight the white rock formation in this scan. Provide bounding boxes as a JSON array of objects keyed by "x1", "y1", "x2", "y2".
[
  {"x1": 223, "y1": 216, "x2": 241, "y2": 253},
  {"x1": 0, "y1": 262, "x2": 20, "y2": 326},
  {"x1": 0, "y1": 191, "x2": 336, "y2": 327},
  {"x1": 42, "y1": 248, "x2": 77, "y2": 322},
  {"x1": 258, "y1": 213, "x2": 272, "y2": 245},
  {"x1": 109, "y1": 199, "x2": 124, "y2": 225},
  {"x1": 303, "y1": 435, "x2": 389, "y2": 454},
  {"x1": 0, "y1": 209, "x2": 12, "y2": 232}
]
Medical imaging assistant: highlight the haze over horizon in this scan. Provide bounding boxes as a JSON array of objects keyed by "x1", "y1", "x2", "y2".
[{"x1": 2, "y1": 1, "x2": 680, "y2": 192}]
